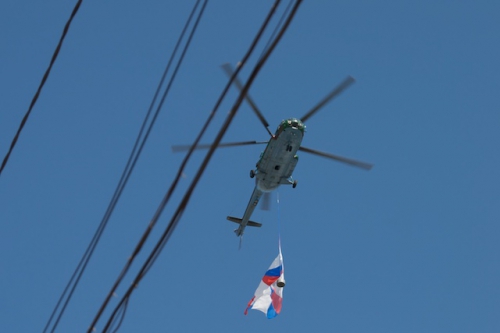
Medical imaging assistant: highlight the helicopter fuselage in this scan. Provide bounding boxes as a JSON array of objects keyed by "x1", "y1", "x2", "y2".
[
  {"x1": 229, "y1": 118, "x2": 305, "y2": 237},
  {"x1": 255, "y1": 118, "x2": 304, "y2": 191},
  {"x1": 175, "y1": 68, "x2": 369, "y2": 239}
]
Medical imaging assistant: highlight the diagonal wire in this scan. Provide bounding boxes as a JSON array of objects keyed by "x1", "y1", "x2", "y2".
[
  {"x1": 258, "y1": 0, "x2": 294, "y2": 61},
  {"x1": 143, "y1": 0, "x2": 302, "y2": 281},
  {"x1": 110, "y1": 298, "x2": 129, "y2": 333},
  {"x1": 97, "y1": 0, "x2": 282, "y2": 330},
  {"x1": 43, "y1": 1, "x2": 204, "y2": 332},
  {"x1": 99, "y1": 1, "x2": 302, "y2": 331},
  {"x1": 86, "y1": 1, "x2": 208, "y2": 330},
  {"x1": 96, "y1": 0, "x2": 274, "y2": 328},
  {"x1": 0, "y1": 0, "x2": 83, "y2": 178}
]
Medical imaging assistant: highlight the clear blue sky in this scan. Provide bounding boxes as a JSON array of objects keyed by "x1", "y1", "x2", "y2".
[{"x1": 1, "y1": 1, "x2": 499, "y2": 332}]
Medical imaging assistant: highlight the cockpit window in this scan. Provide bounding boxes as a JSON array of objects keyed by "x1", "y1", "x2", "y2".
[{"x1": 275, "y1": 118, "x2": 306, "y2": 135}]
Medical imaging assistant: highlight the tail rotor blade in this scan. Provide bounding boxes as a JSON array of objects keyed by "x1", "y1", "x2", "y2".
[
  {"x1": 299, "y1": 146, "x2": 373, "y2": 170},
  {"x1": 300, "y1": 76, "x2": 355, "y2": 123},
  {"x1": 221, "y1": 63, "x2": 273, "y2": 137}
]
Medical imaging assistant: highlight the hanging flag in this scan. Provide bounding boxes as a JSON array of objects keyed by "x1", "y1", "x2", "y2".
[{"x1": 244, "y1": 251, "x2": 285, "y2": 318}]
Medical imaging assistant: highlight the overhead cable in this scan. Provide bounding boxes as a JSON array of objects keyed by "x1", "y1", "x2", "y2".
[
  {"x1": 0, "y1": 0, "x2": 83, "y2": 178},
  {"x1": 87, "y1": 1, "x2": 209, "y2": 331},
  {"x1": 43, "y1": 1, "x2": 205, "y2": 332},
  {"x1": 96, "y1": 1, "x2": 303, "y2": 331}
]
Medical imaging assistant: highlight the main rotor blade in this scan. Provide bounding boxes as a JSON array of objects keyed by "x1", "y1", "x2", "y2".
[
  {"x1": 299, "y1": 146, "x2": 373, "y2": 170},
  {"x1": 172, "y1": 140, "x2": 268, "y2": 152},
  {"x1": 221, "y1": 63, "x2": 273, "y2": 137},
  {"x1": 300, "y1": 76, "x2": 355, "y2": 123}
]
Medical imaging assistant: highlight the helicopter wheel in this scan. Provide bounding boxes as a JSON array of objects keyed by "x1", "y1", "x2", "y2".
[
  {"x1": 292, "y1": 180, "x2": 297, "y2": 188},
  {"x1": 250, "y1": 170, "x2": 255, "y2": 178}
]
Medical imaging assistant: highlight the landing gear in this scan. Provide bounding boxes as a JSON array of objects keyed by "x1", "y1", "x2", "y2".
[
  {"x1": 281, "y1": 177, "x2": 298, "y2": 187},
  {"x1": 250, "y1": 170, "x2": 255, "y2": 178}
]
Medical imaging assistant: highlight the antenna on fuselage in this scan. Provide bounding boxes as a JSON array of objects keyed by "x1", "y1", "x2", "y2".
[{"x1": 221, "y1": 63, "x2": 274, "y2": 137}]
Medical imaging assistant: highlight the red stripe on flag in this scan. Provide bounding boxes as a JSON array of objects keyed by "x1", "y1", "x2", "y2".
[
  {"x1": 244, "y1": 296, "x2": 255, "y2": 315},
  {"x1": 262, "y1": 275, "x2": 279, "y2": 285},
  {"x1": 270, "y1": 288, "x2": 283, "y2": 314}
]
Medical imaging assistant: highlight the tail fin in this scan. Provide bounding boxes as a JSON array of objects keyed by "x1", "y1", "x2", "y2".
[{"x1": 226, "y1": 216, "x2": 262, "y2": 228}]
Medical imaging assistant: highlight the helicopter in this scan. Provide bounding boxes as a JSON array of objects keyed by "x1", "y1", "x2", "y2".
[{"x1": 173, "y1": 64, "x2": 373, "y2": 237}]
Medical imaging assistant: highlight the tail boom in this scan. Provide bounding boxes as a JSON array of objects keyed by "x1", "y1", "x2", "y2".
[{"x1": 228, "y1": 186, "x2": 263, "y2": 237}]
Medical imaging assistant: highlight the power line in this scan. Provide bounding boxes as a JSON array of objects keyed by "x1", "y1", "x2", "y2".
[
  {"x1": 0, "y1": 0, "x2": 83, "y2": 178},
  {"x1": 87, "y1": 1, "x2": 209, "y2": 330},
  {"x1": 98, "y1": 0, "x2": 280, "y2": 329},
  {"x1": 43, "y1": 1, "x2": 205, "y2": 332},
  {"x1": 96, "y1": 1, "x2": 303, "y2": 331},
  {"x1": 259, "y1": 0, "x2": 295, "y2": 61}
]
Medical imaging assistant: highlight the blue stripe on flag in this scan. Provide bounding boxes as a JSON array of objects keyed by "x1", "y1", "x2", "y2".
[
  {"x1": 265, "y1": 265, "x2": 282, "y2": 277},
  {"x1": 267, "y1": 303, "x2": 277, "y2": 319}
]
